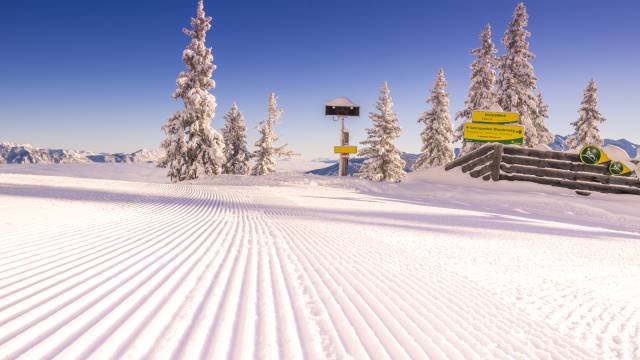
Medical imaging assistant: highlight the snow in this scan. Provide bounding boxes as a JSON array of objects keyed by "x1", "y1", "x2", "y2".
[
  {"x1": 1, "y1": 162, "x2": 639, "y2": 359},
  {"x1": 534, "y1": 143, "x2": 552, "y2": 151},
  {"x1": 325, "y1": 97, "x2": 357, "y2": 108},
  {"x1": 603, "y1": 144, "x2": 634, "y2": 164}
]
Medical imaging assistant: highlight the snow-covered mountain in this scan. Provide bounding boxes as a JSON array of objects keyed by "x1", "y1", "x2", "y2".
[
  {"x1": 307, "y1": 153, "x2": 419, "y2": 176},
  {"x1": 549, "y1": 135, "x2": 639, "y2": 158},
  {"x1": 309, "y1": 157, "x2": 338, "y2": 164},
  {"x1": 0, "y1": 143, "x2": 164, "y2": 164},
  {"x1": 0, "y1": 143, "x2": 88, "y2": 164}
]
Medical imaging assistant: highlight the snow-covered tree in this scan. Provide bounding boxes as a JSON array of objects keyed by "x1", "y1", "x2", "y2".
[
  {"x1": 567, "y1": 79, "x2": 606, "y2": 150},
  {"x1": 221, "y1": 102, "x2": 250, "y2": 175},
  {"x1": 532, "y1": 92, "x2": 554, "y2": 145},
  {"x1": 158, "y1": 0, "x2": 225, "y2": 182},
  {"x1": 496, "y1": 2, "x2": 552, "y2": 147},
  {"x1": 454, "y1": 24, "x2": 498, "y2": 155},
  {"x1": 251, "y1": 93, "x2": 291, "y2": 176},
  {"x1": 357, "y1": 81, "x2": 406, "y2": 182},
  {"x1": 414, "y1": 69, "x2": 455, "y2": 170}
]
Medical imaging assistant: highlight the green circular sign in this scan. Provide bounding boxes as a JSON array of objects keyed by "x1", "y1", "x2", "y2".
[
  {"x1": 579, "y1": 145, "x2": 602, "y2": 165},
  {"x1": 609, "y1": 161, "x2": 625, "y2": 176}
]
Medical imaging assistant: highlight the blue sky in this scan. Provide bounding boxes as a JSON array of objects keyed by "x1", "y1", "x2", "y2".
[{"x1": 1, "y1": 0, "x2": 638, "y2": 158}]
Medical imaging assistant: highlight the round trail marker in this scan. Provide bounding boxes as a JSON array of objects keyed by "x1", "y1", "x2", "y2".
[{"x1": 579, "y1": 145, "x2": 608, "y2": 165}]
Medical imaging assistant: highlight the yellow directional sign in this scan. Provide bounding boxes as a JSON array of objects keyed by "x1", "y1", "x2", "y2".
[
  {"x1": 334, "y1": 146, "x2": 358, "y2": 154},
  {"x1": 472, "y1": 111, "x2": 520, "y2": 124},
  {"x1": 463, "y1": 123, "x2": 525, "y2": 145}
]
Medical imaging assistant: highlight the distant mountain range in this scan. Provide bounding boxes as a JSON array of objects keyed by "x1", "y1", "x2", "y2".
[
  {"x1": 308, "y1": 136, "x2": 640, "y2": 176},
  {"x1": 2, "y1": 136, "x2": 638, "y2": 168},
  {"x1": 307, "y1": 153, "x2": 419, "y2": 176},
  {"x1": 549, "y1": 135, "x2": 639, "y2": 158},
  {"x1": 0, "y1": 143, "x2": 163, "y2": 164}
]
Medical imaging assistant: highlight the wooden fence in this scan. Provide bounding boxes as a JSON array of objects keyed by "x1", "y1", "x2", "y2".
[{"x1": 445, "y1": 143, "x2": 640, "y2": 195}]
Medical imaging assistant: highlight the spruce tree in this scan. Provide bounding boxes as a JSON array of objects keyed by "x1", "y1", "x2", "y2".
[
  {"x1": 496, "y1": 2, "x2": 552, "y2": 147},
  {"x1": 251, "y1": 93, "x2": 290, "y2": 176},
  {"x1": 414, "y1": 69, "x2": 455, "y2": 170},
  {"x1": 158, "y1": 0, "x2": 225, "y2": 182},
  {"x1": 567, "y1": 79, "x2": 606, "y2": 150},
  {"x1": 533, "y1": 92, "x2": 554, "y2": 145},
  {"x1": 357, "y1": 81, "x2": 406, "y2": 182},
  {"x1": 454, "y1": 24, "x2": 498, "y2": 155},
  {"x1": 221, "y1": 102, "x2": 250, "y2": 175}
]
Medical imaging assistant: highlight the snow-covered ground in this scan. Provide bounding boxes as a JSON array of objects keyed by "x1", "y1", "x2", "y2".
[{"x1": 1, "y1": 163, "x2": 639, "y2": 359}]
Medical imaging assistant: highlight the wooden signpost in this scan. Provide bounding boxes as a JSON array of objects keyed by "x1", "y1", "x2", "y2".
[{"x1": 325, "y1": 97, "x2": 359, "y2": 176}]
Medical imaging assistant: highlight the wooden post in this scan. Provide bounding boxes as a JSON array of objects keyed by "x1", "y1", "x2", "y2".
[
  {"x1": 491, "y1": 143, "x2": 503, "y2": 181},
  {"x1": 338, "y1": 116, "x2": 348, "y2": 176},
  {"x1": 444, "y1": 144, "x2": 494, "y2": 171},
  {"x1": 502, "y1": 146, "x2": 580, "y2": 162},
  {"x1": 500, "y1": 163, "x2": 640, "y2": 188},
  {"x1": 501, "y1": 154, "x2": 611, "y2": 175},
  {"x1": 461, "y1": 151, "x2": 495, "y2": 173},
  {"x1": 339, "y1": 153, "x2": 348, "y2": 176},
  {"x1": 470, "y1": 164, "x2": 493, "y2": 178},
  {"x1": 499, "y1": 173, "x2": 640, "y2": 195}
]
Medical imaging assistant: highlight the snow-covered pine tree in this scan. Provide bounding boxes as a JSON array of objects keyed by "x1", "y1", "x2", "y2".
[
  {"x1": 414, "y1": 69, "x2": 455, "y2": 170},
  {"x1": 357, "y1": 81, "x2": 406, "y2": 182},
  {"x1": 454, "y1": 24, "x2": 498, "y2": 155},
  {"x1": 251, "y1": 93, "x2": 291, "y2": 176},
  {"x1": 158, "y1": 0, "x2": 225, "y2": 182},
  {"x1": 566, "y1": 79, "x2": 606, "y2": 150},
  {"x1": 496, "y1": 2, "x2": 552, "y2": 147},
  {"x1": 532, "y1": 92, "x2": 554, "y2": 145},
  {"x1": 221, "y1": 102, "x2": 250, "y2": 175}
]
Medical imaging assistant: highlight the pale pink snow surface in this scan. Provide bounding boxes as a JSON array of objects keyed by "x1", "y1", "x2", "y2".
[{"x1": 1, "y1": 163, "x2": 639, "y2": 359}]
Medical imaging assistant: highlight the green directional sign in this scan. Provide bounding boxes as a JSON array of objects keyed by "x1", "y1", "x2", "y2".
[{"x1": 463, "y1": 123, "x2": 524, "y2": 144}]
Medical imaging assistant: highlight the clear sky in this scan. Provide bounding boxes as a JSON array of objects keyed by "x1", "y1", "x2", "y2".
[{"x1": 1, "y1": 0, "x2": 639, "y2": 159}]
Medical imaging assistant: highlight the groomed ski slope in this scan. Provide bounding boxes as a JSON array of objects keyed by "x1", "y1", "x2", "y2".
[{"x1": 1, "y1": 164, "x2": 640, "y2": 359}]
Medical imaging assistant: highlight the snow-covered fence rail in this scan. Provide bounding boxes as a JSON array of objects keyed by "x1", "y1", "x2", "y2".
[{"x1": 445, "y1": 144, "x2": 640, "y2": 195}]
